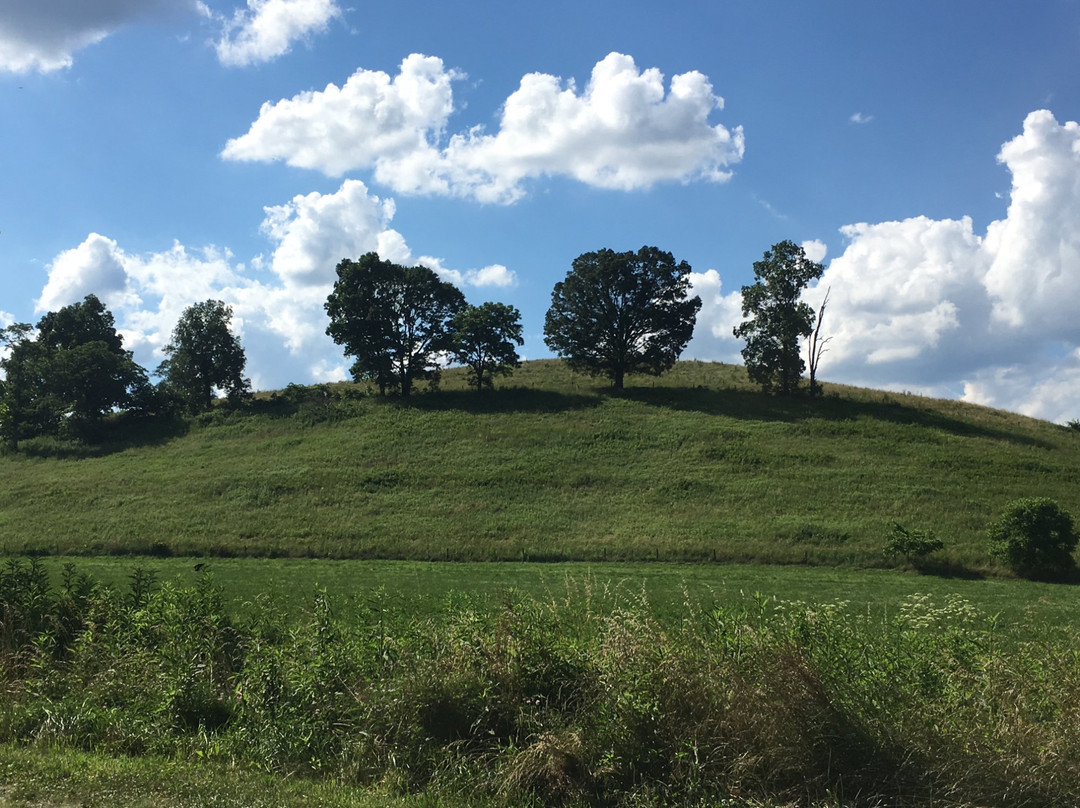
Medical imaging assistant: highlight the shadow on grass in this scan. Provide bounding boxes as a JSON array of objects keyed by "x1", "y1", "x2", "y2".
[
  {"x1": 13, "y1": 414, "x2": 192, "y2": 460},
  {"x1": 396, "y1": 386, "x2": 603, "y2": 415},
  {"x1": 911, "y1": 558, "x2": 987, "y2": 580},
  {"x1": 618, "y1": 385, "x2": 1054, "y2": 449}
]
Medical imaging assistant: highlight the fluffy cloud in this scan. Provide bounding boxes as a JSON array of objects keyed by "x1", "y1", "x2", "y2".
[
  {"x1": 259, "y1": 180, "x2": 403, "y2": 287},
  {"x1": 685, "y1": 269, "x2": 744, "y2": 364},
  {"x1": 223, "y1": 52, "x2": 744, "y2": 203},
  {"x1": 32, "y1": 180, "x2": 517, "y2": 389},
  {"x1": 692, "y1": 110, "x2": 1080, "y2": 422},
  {"x1": 801, "y1": 239, "x2": 828, "y2": 264},
  {"x1": 983, "y1": 111, "x2": 1080, "y2": 333},
  {"x1": 807, "y1": 216, "x2": 993, "y2": 377},
  {"x1": 0, "y1": 0, "x2": 181, "y2": 72},
  {"x1": 222, "y1": 54, "x2": 458, "y2": 177},
  {"x1": 211, "y1": 0, "x2": 342, "y2": 67}
]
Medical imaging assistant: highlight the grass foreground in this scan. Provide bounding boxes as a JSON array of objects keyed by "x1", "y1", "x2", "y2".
[{"x1": 3, "y1": 559, "x2": 1080, "y2": 807}]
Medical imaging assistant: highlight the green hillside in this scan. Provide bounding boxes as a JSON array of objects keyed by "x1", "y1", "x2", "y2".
[{"x1": 3, "y1": 360, "x2": 1077, "y2": 571}]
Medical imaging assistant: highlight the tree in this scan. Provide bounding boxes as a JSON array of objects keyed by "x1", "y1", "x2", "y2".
[
  {"x1": 987, "y1": 497, "x2": 1079, "y2": 579},
  {"x1": 733, "y1": 240, "x2": 825, "y2": 396},
  {"x1": 883, "y1": 523, "x2": 944, "y2": 564},
  {"x1": 543, "y1": 246, "x2": 701, "y2": 390},
  {"x1": 0, "y1": 295, "x2": 147, "y2": 444},
  {"x1": 325, "y1": 253, "x2": 467, "y2": 397},
  {"x1": 807, "y1": 286, "x2": 831, "y2": 397},
  {"x1": 158, "y1": 300, "x2": 250, "y2": 414},
  {"x1": 450, "y1": 302, "x2": 524, "y2": 393}
]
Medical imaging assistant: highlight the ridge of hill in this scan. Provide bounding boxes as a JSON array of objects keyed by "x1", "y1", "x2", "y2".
[{"x1": 2, "y1": 360, "x2": 1077, "y2": 570}]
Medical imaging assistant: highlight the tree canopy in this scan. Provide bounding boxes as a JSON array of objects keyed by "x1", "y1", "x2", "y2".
[
  {"x1": 543, "y1": 246, "x2": 701, "y2": 390},
  {"x1": 451, "y1": 302, "x2": 524, "y2": 393},
  {"x1": 733, "y1": 240, "x2": 824, "y2": 396},
  {"x1": 325, "y1": 253, "x2": 467, "y2": 397},
  {"x1": 159, "y1": 300, "x2": 250, "y2": 414},
  {"x1": 0, "y1": 295, "x2": 147, "y2": 444}
]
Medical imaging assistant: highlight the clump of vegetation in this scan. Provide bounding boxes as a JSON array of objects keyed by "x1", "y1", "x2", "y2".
[
  {"x1": 987, "y1": 497, "x2": 1079, "y2": 579},
  {"x1": 4, "y1": 559, "x2": 1080, "y2": 807},
  {"x1": 883, "y1": 523, "x2": 944, "y2": 564}
]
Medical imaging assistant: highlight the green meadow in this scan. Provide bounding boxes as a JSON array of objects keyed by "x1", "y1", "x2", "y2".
[
  {"x1": 24, "y1": 555, "x2": 1080, "y2": 634},
  {"x1": 5, "y1": 360, "x2": 1080, "y2": 807},
  {"x1": 2, "y1": 360, "x2": 1077, "y2": 570}
]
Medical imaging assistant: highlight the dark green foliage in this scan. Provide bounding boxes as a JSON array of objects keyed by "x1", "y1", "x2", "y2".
[
  {"x1": 734, "y1": 240, "x2": 825, "y2": 395},
  {"x1": 884, "y1": 523, "x2": 945, "y2": 563},
  {"x1": 450, "y1": 302, "x2": 523, "y2": 392},
  {"x1": 987, "y1": 497, "x2": 1079, "y2": 578},
  {"x1": 0, "y1": 295, "x2": 147, "y2": 445},
  {"x1": 325, "y1": 253, "x2": 467, "y2": 397},
  {"x1": 158, "y1": 300, "x2": 250, "y2": 414},
  {"x1": 543, "y1": 246, "x2": 701, "y2": 390}
]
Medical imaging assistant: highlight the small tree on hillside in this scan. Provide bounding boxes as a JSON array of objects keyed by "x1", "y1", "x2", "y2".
[
  {"x1": 325, "y1": 253, "x2": 467, "y2": 397},
  {"x1": 451, "y1": 302, "x2": 524, "y2": 393},
  {"x1": 883, "y1": 523, "x2": 944, "y2": 564},
  {"x1": 734, "y1": 241, "x2": 824, "y2": 396},
  {"x1": 543, "y1": 246, "x2": 701, "y2": 390},
  {"x1": 987, "y1": 497, "x2": 1079, "y2": 579},
  {"x1": 159, "y1": 300, "x2": 250, "y2": 414}
]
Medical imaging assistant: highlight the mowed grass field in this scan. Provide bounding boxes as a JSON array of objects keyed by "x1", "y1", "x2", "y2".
[
  {"x1": 33, "y1": 555, "x2": 1080, "y2": 636},
  {"x1": 2, "y1": 360, "x2": 1079, "y2": 570}
]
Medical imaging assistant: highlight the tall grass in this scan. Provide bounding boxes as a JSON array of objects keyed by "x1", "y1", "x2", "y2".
[{"x1": 3, "y1": 558, "x2": 1078, "y2": 807}]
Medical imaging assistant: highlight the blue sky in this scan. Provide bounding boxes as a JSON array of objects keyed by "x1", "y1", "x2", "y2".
[{"x1": 2, "y1": 1, "x2": 1080, "y2": 420}]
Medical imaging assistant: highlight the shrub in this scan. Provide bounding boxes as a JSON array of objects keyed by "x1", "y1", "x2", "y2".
[
  {"x1": 987, "y1": 497, "x2": 1079, "y2": 578},
  {"x1": 883, "y1": 523, "x2": 944, "y2": 563}
]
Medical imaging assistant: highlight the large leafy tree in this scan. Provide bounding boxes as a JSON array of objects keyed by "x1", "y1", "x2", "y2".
[
  {"x1": 325, "y1": 253, "x2": 467, "y2": 397},
  {"x1": 0, "y1": 295, "x2": 147, "y2": 444},
  {"x1": 543, "y1": 246, "x2": 701, "y2": 390},
  {"x1": 450, "y1": 302, "x2": 524, "y2": 393},
  {"x1": 733, "y1": 240, "x2": 824, "y2": 396},
  {"x1": 158, "y1": 300, "x2": 250, "y2": 414}
]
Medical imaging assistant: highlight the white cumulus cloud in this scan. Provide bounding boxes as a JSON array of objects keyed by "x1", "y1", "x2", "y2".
[
  {"x1": 222, "y1": 54, "x2": 459, "y2": 176},
  {"x1": 0, "y1": 0, "x2": 182, "y2": 72},
  {"x1": 223, "y1": 52, "x2": 744, "y2": 203},
  {"x1": 212, "y1": 0, "x2": 342, "y2": 67},
  {"x1": 685, "y1": 269, "x2": 744, "y2": 364},
  {"x1": 801, "y1": 239, "x2": 828, "y2": 264},
  {"x1": 983, "y1": 111, "x2": 1080, "y2": 333}
]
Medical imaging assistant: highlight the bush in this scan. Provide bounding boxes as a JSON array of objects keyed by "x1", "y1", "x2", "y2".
[
  {"x1": 987, "y1": 497, "x2": 1079, "y2": 578},
  {"x1": 883, "y1": 523, "x2": 944, "y2": 564}
]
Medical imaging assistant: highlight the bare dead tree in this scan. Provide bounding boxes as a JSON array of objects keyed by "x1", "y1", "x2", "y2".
[{"x1": 807, "y1": 286, "x2": 832, "y2": 397}]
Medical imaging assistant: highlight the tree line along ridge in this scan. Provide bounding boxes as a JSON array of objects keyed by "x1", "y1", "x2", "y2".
[{"x1": 0, "y1": 238, "x2": 825, "y2": 447}]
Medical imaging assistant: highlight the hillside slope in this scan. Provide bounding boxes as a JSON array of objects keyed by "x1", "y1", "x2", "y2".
[{"x1": 2, "y1": 360, "x2": 1077, "y2": 569}]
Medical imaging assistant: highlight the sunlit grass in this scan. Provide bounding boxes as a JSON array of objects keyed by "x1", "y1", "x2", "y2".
[{"x1": 2, "y1": 360, "x2": 1077, "y2": 571}]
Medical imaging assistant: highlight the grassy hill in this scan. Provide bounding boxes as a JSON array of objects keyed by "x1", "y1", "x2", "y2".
[{"x1": 3, "y1": 359, "x2": 1077, "y2": 571}]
